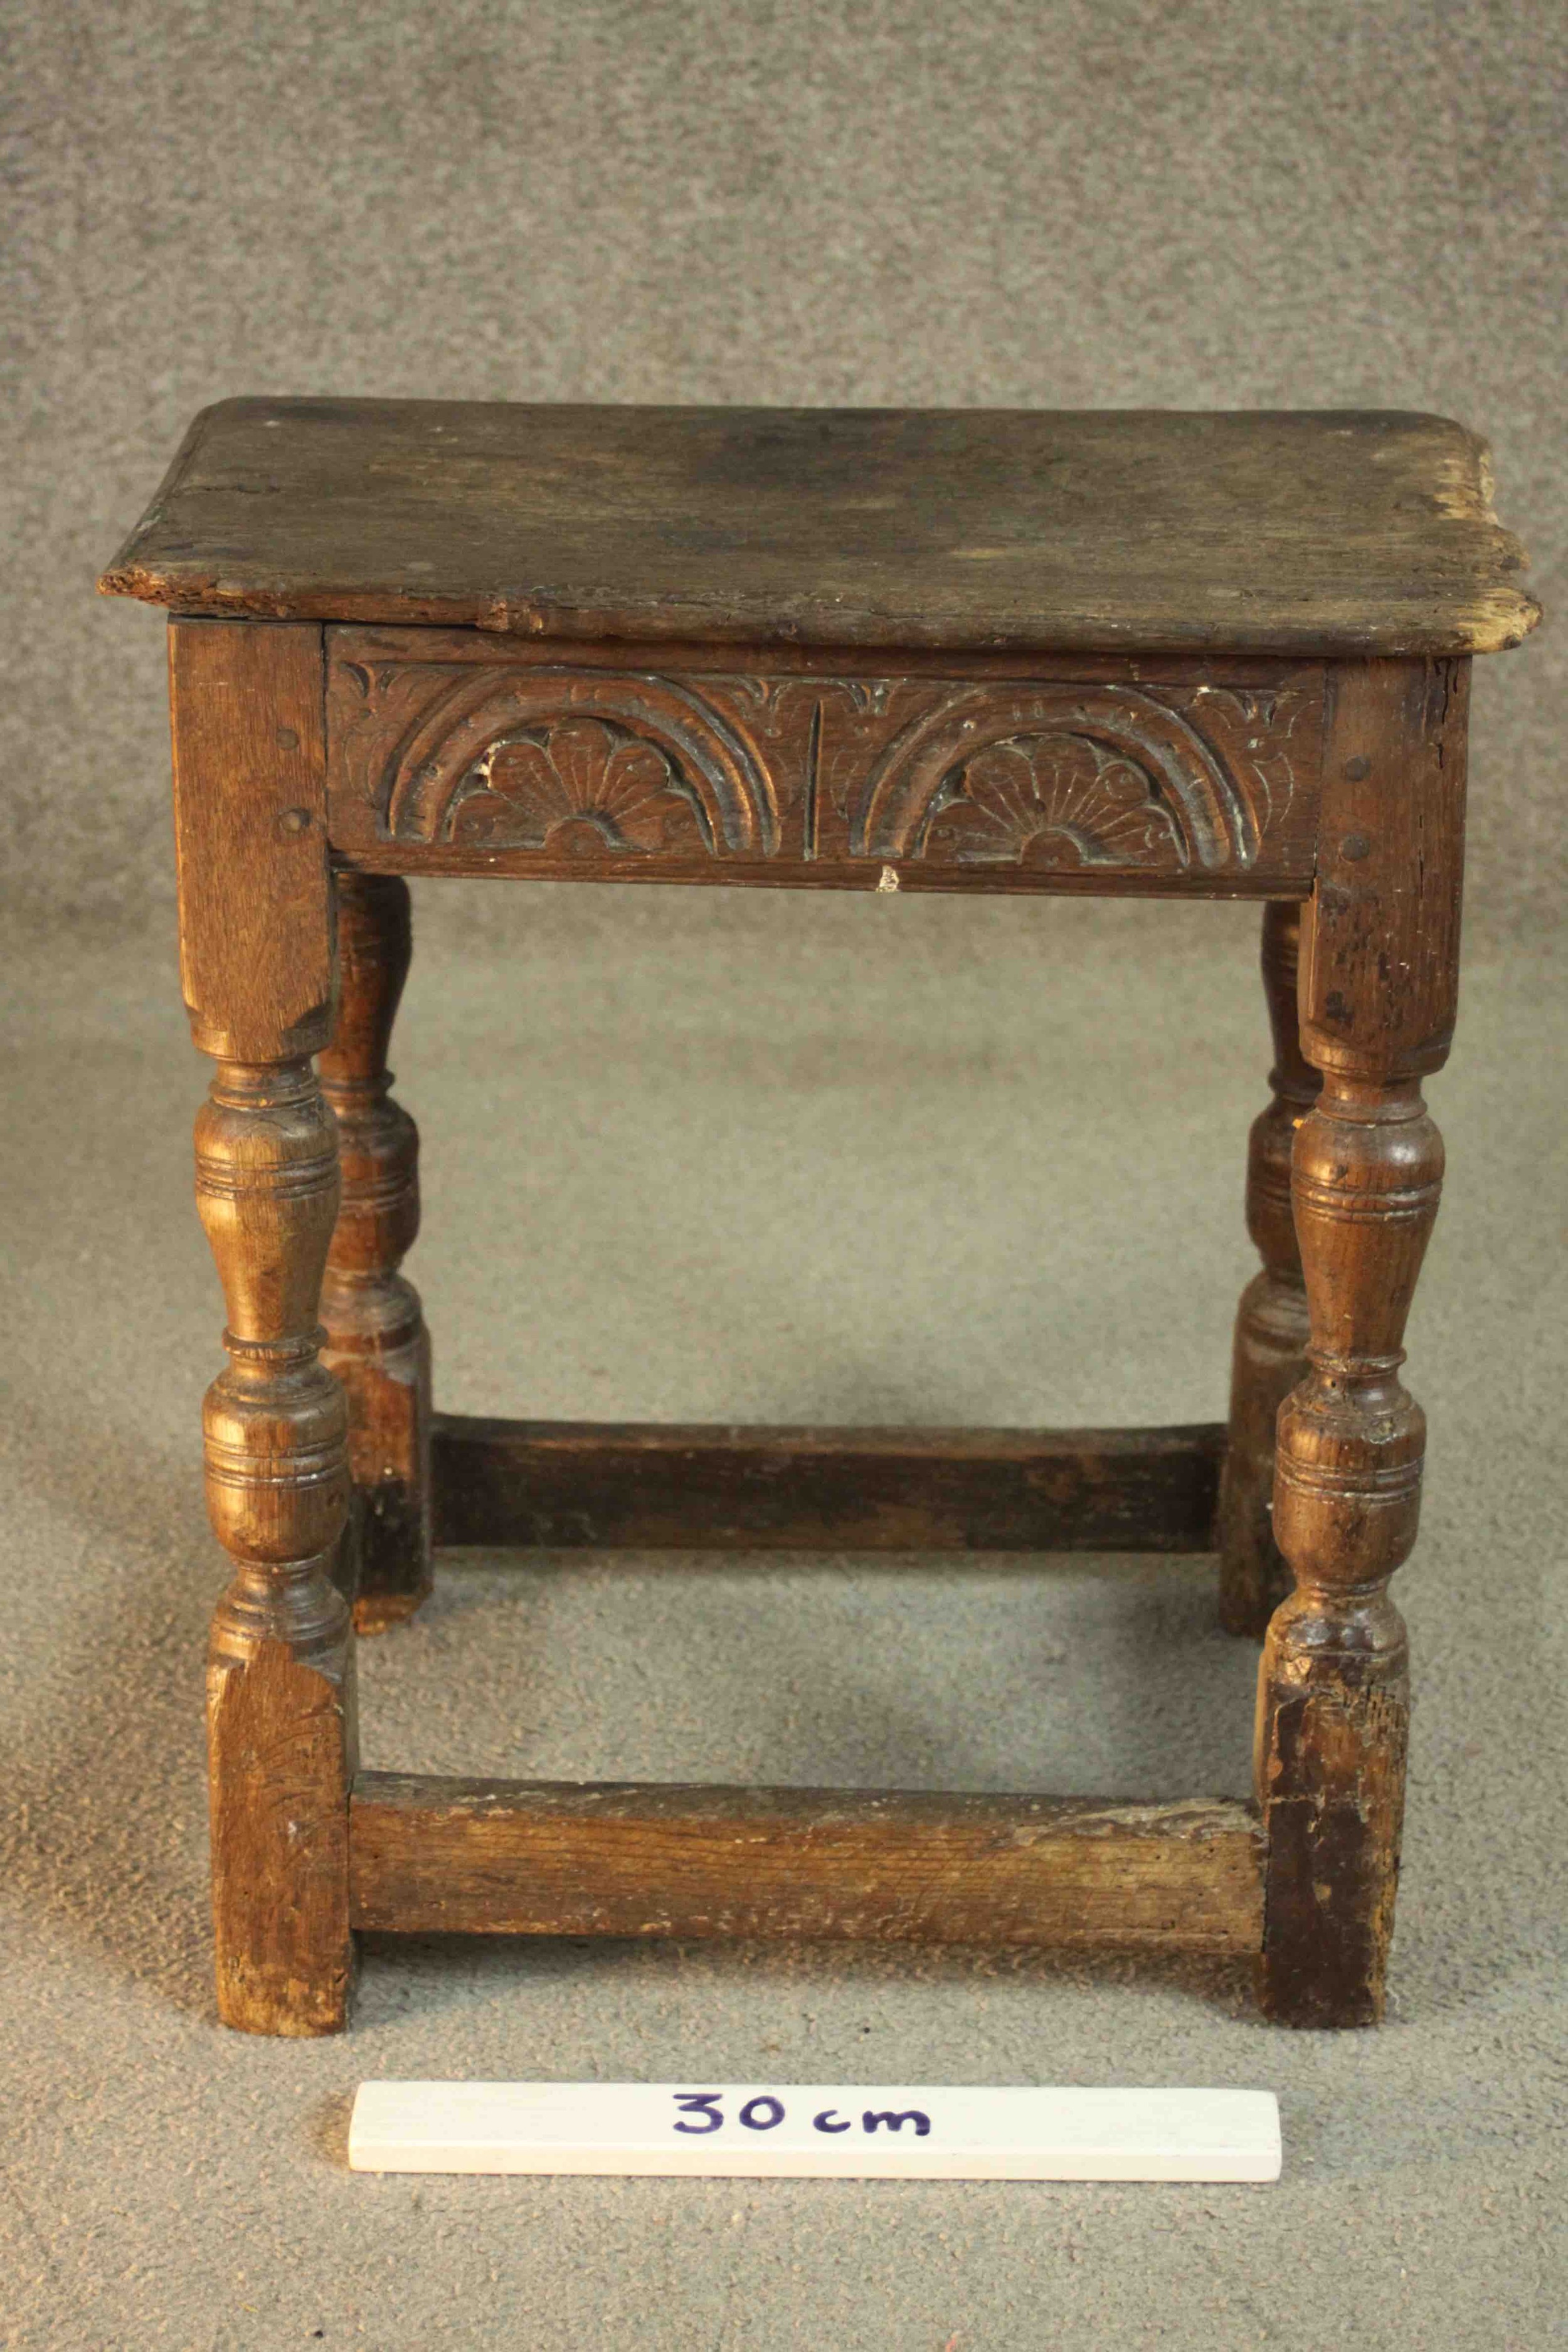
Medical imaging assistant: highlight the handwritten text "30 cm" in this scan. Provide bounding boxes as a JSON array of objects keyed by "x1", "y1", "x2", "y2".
[{"x1": 672, "y1": 2094, "x2": 931, "y2": 2137}]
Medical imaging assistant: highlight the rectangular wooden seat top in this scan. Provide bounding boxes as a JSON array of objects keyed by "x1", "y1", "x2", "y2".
[{"x1": 100, "y1": 397, "x2": 1537, "y2": 659}]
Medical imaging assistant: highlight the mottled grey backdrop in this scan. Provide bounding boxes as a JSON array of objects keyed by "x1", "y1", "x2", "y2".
[
  {"x1": 3, "y1": 0, "x2": 1560, "y2": 928},
  {"x1": 4, "y1": 14, "x2": 1566, "y2": 2348}
]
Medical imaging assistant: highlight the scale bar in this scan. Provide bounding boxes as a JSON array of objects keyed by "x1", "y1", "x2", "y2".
[{"x1": 349, "y1": 2082, "x2": 1281, "y2": 2181}]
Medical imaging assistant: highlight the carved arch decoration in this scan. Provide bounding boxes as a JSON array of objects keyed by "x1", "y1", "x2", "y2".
[
  {"x1": 351, "y1": 665, "x2": 777, "y2": 856},
  {"x1": 853, "y1": 685, "x2": 1260, "y2": 871}
]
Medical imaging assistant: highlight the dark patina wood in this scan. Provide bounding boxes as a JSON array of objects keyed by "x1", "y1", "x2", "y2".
[
  {"x1": 349, "y1": 1777, "x2": 1264, "y2": 1953},
  {"x1": 102, "y1": 400, "x2": 1537, "y2": 657},
  {"x1": 323, "y1": 628, "x2": 1323, "y2": 898},
  {"x1": 171, "y1": 620, "x2": 356, "y2": 2035},
  {"x1": 1258, "y1": 657, "x2": 1468, "y2": 2026},
  {"x1": 168, "y1": 618, "x2": 334, "y2": 1062},
  {"x1": 319, "y1": 871, "x2": 433, "y2": 1634},
  {"x1": 431, "y1": 1416, "x2": 1224, "y2": 1554},
  {"x1": 1217, "y1": 902, "x2": 1320, "y2": 1634},
  {"x1": 107, "y1": 403, "x2": 1536, "y2": 2035}
]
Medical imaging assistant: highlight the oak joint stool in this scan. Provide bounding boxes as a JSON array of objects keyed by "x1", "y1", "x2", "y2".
[{"x1": 101, "y1": 400, "x2": 1539, "y2": 2035}]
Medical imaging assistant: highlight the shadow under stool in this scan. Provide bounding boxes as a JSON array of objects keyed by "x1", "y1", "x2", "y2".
[{"x1": 99, "y1": 400, "x2": 1539, "y2": 2035}]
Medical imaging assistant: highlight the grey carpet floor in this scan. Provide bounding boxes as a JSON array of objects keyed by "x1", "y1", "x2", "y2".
[{"x1": 1, "y1": 889, "x2": 1563, "y2": 2350}]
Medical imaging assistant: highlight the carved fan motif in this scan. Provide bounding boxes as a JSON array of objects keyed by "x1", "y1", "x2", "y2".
[
  {"x1": 921, "y1": 733, "x2": 1185, "y2": 867},
  {"x1": 447, "y1": 716, "x2": 712, "y2": 854},
  {"x1": 327, "y1": 644, "x2": 1315, "y2": 876}
]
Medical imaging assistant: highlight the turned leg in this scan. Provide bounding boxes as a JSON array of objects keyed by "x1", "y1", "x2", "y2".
[
  {"x1": 318, "y1": 872, "x2": 433, "y2": 1633},
  {"x1": 1257, "y1": 1075, "x2": 1440, "y2": 2022},
  {"x1": 171, "y1": 617, "x2": 355, "y2": 2034},
  {"x1": 1256, "y1": 655, "x2": 1468, "y2": 2026},
  {"x1": 1218, "y1": 903, "x2": 1321, "y2": 1636},
  {"x1": 198, "y1": 1061, "x2": 356, "y2": 2033}
]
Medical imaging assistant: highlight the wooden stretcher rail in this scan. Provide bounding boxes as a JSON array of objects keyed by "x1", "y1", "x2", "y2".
[
  {"x1": 430, "y1": 1416, "x2": 1226, "y2": 1555},
  {"x1": 348, "y1": 1776, "x2": 1264, "y2": 1953}
]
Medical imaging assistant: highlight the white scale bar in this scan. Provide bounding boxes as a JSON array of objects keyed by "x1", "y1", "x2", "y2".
[{"x1": 349, "y1": 2082, "x2": 1281, "y2": 2181}]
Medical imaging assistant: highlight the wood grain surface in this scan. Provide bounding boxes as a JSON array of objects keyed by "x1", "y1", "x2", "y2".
[
  {"x1": 134, "y1": 401, "x2": 1524, "y2": 2034},
  {"x1": 349, "y1": 1777, "x2": 1264, "y2": 1952},
  {"x1": 324, "y1": 628, "x2": 1324, "y2": 894},
  {"x1": 430, "y1": 1416, "x2": 1225, "y2": 1554},
  {"x1": 168, "y1": 618, "x2": 333, "y2": 1061},
  {"x1": 319, "y1": 871, "x2": 433, "y2": 1634},
  {"x1": 174, "y1": 618, "x2": 356, "y2": 2033},
  {"x1": 1217, "y1": 901, "x2": 1320, "y2": 1636},
  {"x1": 195, "y1": 1056, "x2": 356, "y2": 2035},
  {"x1": 103, "y1": 400, "x2": 1539, "y2": 657},
  {"x1": 1256, "y1": 657, "x2": 1465, "y2": 2026}
]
